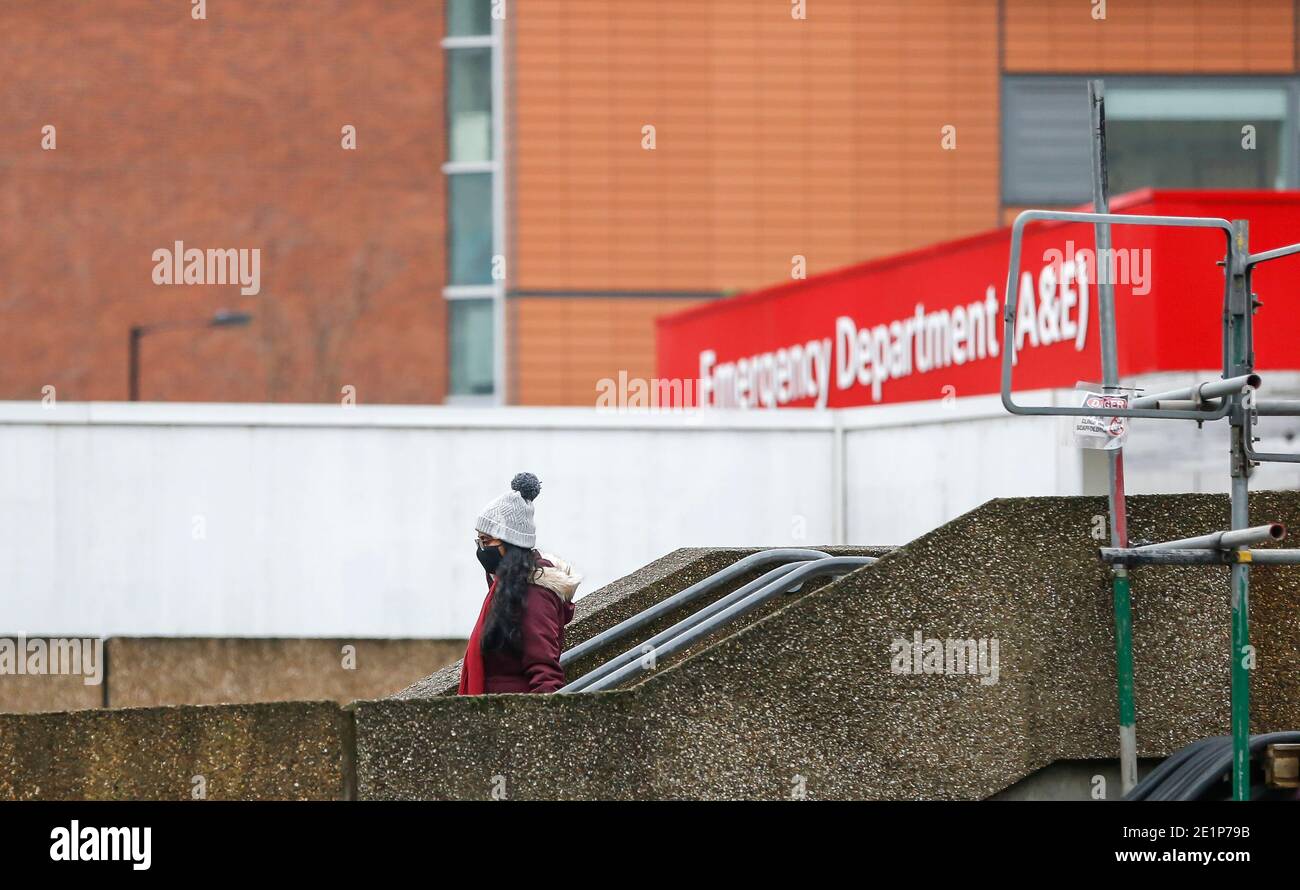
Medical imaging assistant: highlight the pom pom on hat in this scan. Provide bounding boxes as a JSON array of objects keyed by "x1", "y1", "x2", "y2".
[{"x1": 511, "y1": 472, "x2": 541, "y2": 502}]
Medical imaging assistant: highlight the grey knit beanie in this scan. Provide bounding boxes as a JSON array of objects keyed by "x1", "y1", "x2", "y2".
[{"x1": 475, "y1": 472, "x2": 541, "y2": 548}]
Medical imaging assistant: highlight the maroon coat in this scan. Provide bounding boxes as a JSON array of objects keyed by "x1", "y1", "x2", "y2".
[{"x1": 481, "y1": 557, "x2": 577, "y2": 693}]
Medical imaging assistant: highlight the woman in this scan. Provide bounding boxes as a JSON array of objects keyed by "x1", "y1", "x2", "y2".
[{"x1": 458, "y1": 472, "x2": 582, "y2": 694}]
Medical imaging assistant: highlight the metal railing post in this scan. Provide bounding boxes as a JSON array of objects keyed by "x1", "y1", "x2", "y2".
[
  {"x1": 1089, "y1": 79, "x2": 1138, "y2": 795},
  {"x1": 1227, "y1": 220, "x2": 1253, "y2": 801}
]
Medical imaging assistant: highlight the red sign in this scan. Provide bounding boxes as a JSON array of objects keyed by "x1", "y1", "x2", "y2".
[{"x1": 656, "y1": 190, "x2": 1300, "y2": 409}]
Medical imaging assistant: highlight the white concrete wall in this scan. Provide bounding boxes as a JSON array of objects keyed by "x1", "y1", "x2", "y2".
[
  {"x1": 3, "y1": 383, "x2": 1295, "y2": 637},
  {"x1": 839, "y1": 393, "x2": 1087, "y2": 545},
  {"x1": 0, "y1": 402, "x2": 836, "y2": 637}
]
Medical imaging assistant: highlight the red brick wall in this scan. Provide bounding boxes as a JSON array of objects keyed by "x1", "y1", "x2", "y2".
[{"x1": 0, "y1": 0, "x2": 447, "y2": 403}]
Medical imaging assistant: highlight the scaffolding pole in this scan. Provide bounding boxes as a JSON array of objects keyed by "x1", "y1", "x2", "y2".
[
  {"x1": 1088, "y1": 79, "x2": 1138, "y2": 795},
  {"x1": 1227, "y1": 221, "x2": 1253, "y2": 800}
]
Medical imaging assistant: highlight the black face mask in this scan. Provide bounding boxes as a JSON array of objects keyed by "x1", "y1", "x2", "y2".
[{"x1": 476, "y1": 543, "x2": 502, "y2": 574}]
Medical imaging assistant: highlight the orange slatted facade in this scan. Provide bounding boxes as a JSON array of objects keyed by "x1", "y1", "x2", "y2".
[
  {"x1": 508, "y1": 0, "x2": 1001, "y2": 404},
  {"x1": 1003, "y1": 0, "x2": 1295, "y2": 74},
  {"x1": 509, "y1": 296, "x2": 711, "y2": 406}
]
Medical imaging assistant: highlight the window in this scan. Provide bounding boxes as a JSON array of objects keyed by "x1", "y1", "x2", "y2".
[
  {"x1": 1001, "y1": 78, "x2": 1093, "y2": 205},
  {"x1": 447, "y1": 0, "x2": 492, "y2": 38},
  {"x1": 1105, "y1": 87, "x2": 1287, "y2": 193},
  {"x1": 1002, "y1": 77, "x2": 1297, "y2": 205},
  {"x1": 443, "y1": 0, "x2": 502, "y2": 400},
  {"x1": 448, "y1": 172, "x2": 493, "y2": 286},
  {"x1": 448, "y1": 47, "x2": 493, "y2": 163},
  {"x1": 448, "y1": 299, "x2": 496, "y2": 396}
]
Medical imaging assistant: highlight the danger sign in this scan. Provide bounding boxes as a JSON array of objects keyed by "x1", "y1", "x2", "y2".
[{"x1": 1075, "y1": 391, "x2": 1129, "y2": 450}]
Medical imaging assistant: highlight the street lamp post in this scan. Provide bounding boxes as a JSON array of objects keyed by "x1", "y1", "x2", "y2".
[
  {"x1": 128, "y1": 324, "x2": 145, "y2": 402},
  {"x1": 128, "y1": 310, "x2": 253, "y2": 401}
]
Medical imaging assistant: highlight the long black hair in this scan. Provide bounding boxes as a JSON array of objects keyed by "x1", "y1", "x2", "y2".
[{"x1": 480, "y1": 543, "x2": 540, "y2": 653}]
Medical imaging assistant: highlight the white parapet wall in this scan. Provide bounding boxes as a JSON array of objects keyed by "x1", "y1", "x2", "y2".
[
  {"x1": 2, "y1": 379, "x2": 1296, "y2": 637},
  {"x1": 2, "y1": 401, "x2": 836, "y2": 637}
]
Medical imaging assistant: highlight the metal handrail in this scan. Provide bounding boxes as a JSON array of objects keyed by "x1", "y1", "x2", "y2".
[
  {"x1": 561, "y1": 560, "x2": 811, "y2": 692},
  {"x1": 558, "y1": 548, "x2": 831, "y2": 667},
  {"x1": 1129, "y1": 374, "x2": 1260, "y2": 409},
  {"x1": 1246, "y1": 400, "x2": 1300, "y2": 465},
  {"x1": 572, "y1": 556, "x2": 876, "y2": 693},
  {"x1": 1000, "y1": 209, "x2": 1236, "y2": 422},
  {"x1": 1134, "y1": 523, "x2": 1284, "y2": 551}
]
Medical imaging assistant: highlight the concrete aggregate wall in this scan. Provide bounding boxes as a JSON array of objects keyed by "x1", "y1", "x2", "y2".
[
  {"x1": 0, "y1": 701, "x2": 352, "y2": 801},
  {"x1": 356, "y1": 493, "x2": 1300, "y2": 800},
  {"x1": 105, "y1": 638, "x2": 464, "y2": 710},
  {"x1": 6, "y1": 494, "x2": 1299, "y2": 800},
  {"x1": 0, "y1": 638, "x2": 464, "y2": 714}
]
